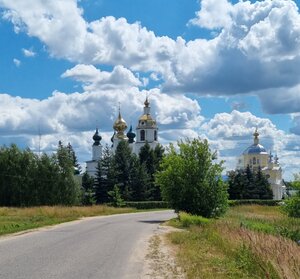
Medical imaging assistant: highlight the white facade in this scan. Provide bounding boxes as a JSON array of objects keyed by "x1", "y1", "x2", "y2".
[{"x1": 238, "y1": 129, "x2": 285, "y2": 200}]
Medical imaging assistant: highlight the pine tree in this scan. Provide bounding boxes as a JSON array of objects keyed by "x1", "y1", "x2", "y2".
[
  {"x1": 94, "y1": 145, "x2": 114, "y2": 203},
  {"x1": 129, "y1": 156, "x2": 150, "y2": 201},
  {"x1": 81, "y1": 172, "x2": 95, "y2": 205},
  {"x1": 112, "y1": 141, "x2": 133, "y2": 200},
  {"x1": 67, "y1": 143, "x2": 81, "y2": 175},
  {"x1": 255, "y1": 166, "x2": 273, "y2": 199}
]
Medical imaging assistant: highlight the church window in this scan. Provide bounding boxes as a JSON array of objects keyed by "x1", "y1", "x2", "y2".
[
  {"x1": 154, "y1": 130, "x2": 157, "y2": 141},
  {"x1": 141, "y1": 130, "x2": 145, "y2": 141},
  {"x1": 253, "y1": 157, "x2": 256, "y2": 165}
]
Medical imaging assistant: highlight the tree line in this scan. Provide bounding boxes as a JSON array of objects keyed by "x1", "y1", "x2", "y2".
[{"x1": 0, "y1": 142, "x2": 80, "y2": 206}]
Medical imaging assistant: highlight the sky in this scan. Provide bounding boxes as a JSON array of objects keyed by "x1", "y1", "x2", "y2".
[{"x1": 1, "y1": 0, "x2": 300, "y2": 180}]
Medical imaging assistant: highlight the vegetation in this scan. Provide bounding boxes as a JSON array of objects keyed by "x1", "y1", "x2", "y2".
[
  {"x1": 123, "y1": 201, "x2": 169, "y2": 209},
  {"x1": 167, "y1": 205, "x2": 300, "y2": 279},
  {"x1": 0, "y1": 143, "x2": 80, "y2": 207},
  {"x1": 283, "y1": 173, "x2": 300, "y2": 218},
  {"x1": 84, "y1": 142, "x2": 165, "y2": 204},
  {"x1": 155, "y1": 138, "x2": 228, "y2": 217},
  {"x1": 228, "y1": 166, "x2": 273, "y2": 200},
  {"x1": 0, "y1": 205, "x2": 138, "y2": 236}
]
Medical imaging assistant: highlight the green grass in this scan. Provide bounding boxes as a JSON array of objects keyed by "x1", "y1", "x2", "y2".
[
  {"x1": 167, "y1": 205, "x2": 300, "y2": 279},
  {"x1": 0, "y1": 206, "x2": 138, "y2": 236}
]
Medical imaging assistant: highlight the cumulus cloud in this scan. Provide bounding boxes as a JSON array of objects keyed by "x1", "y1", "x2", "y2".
[
  {"x1": 22, "y1": 48, "x2": 36, "y2": 57},
  {"x1": 2, "y1": 0, "x2": 300, "y2": 115},
  {"x1": 61, "y1": 64, "x2": 142, "y2": 90},
  {"x1": 189, "y1": 0, "x2": 233, "y2": 29}
]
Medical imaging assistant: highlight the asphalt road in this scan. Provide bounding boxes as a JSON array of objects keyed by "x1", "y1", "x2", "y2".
[{"x1": 0, "y1": 210, "x2": 175, "y2": 279}]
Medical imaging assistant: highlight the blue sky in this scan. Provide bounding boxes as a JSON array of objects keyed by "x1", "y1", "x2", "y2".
[{"x1": 1, "y1": 0, "x2": 300, "y2": 179}]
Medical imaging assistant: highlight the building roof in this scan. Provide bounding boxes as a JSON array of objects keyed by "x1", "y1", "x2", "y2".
[{"x1": 243, "y1": 143, "x2": 268, "y2": 155}]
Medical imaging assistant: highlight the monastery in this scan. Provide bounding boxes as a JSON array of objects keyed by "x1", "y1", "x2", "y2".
[
  {"x1": 86, "y1": 98, "x2": 159, "y2": 177},
  {"x1": 237, "y1": 129, "x2": 285, "y2": 200}
]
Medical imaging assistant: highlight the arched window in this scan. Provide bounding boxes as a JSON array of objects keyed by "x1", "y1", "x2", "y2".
[
  {"x1": 154, "y1": 130, "x2": 157, "y2": 141},
  {"x1": 141, "y1": 130, "x2": 145, "y2": 141},
  {"x1": 253, "y1": 157, "x2": 256, "y2": 165}
]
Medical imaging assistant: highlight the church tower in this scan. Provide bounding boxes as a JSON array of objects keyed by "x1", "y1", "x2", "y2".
[
  {"x1": 134, "y1": 97, "x2": 158, "y2": 154},
  {"x1": 86, "y1": 128, "x2": 102, "y2": 177},
  {"x1": 112, "y1": 107, "x2": 128, "y2": 153}
]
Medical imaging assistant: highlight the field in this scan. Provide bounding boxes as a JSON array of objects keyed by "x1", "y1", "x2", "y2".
[
  {"x1": 167, "y1": 205, "x2": 300, "y2": 279},
  {"x1": 0, "y1": 205, "x2": 138, "y2": 236}
]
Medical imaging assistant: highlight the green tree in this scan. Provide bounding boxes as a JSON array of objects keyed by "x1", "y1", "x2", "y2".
[
  {"x1": 56, "y1": 141, "x2": 80, "y2": 205},
  {"x1": 108, "y1": 185, "x2": 125, "y2": 207},
  {"x1": 67, "y1": 142, "x2": 81, "y2": 175},
  {"x1": 81, "y1": 172, "x2": 95, "y2": 205},
  {"x1": 255, "y1": 166, "x2": 273, "y2": 199},
  {"x1": 155, "y1": 138, "x2": 228, "y2": 218},
  {"x1": 139, "y1": 142, "x2": 164, "y2": 200},
  {"x1": 284, "y1": 173, "x2": 300, "y2": 217},
  {"x1": 111, "y1": 141, "x2": 133, "y2": 200},
  {"x1": 129, "y1": 156, "x2": 150, "y2": 201},
  {"x1": 94, "y1": 145, "x2": 114, "y2": 204}
]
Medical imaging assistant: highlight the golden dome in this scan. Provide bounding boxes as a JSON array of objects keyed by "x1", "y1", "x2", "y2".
[{"x1": 113, "y1": 110, "x2": 128, "y2": 139}]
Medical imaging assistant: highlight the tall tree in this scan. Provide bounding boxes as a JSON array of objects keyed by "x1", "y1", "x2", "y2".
[
  {"x1": 155, "y1": 138, "x2": 228, "y2": 218},
  {"x1": 112, "y1": 141, "x2": 133, "y2": 200},
  {"x1": 94, "y1": 145, "x2": 114, "y2": 204}
]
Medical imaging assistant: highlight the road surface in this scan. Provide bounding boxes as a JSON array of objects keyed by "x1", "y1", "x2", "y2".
[{"x1": 0, "y1": 210, "x2": 176, "y2": 279}]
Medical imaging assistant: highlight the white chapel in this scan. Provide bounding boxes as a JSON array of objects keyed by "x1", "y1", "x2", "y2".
[
  {"x1": 237, "y1": 128, "x2": 285, "y2": 200},
  {"x1": 86, "y1": 98, "x2": 159, "y2": 177}
]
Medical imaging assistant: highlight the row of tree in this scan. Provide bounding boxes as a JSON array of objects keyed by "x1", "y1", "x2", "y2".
[
  {"x1": 0, "y1": 143, "x2": 80, "y2": 206},
  {"x1": 227, "y1": 166, "x2": 273, "y2": 200},
  {"x1": 82, "y1": 141, "x2": 164, "y2": 205}
]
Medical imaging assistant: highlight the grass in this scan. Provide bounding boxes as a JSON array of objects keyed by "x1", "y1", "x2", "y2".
[
  {"x1": 0, "y1": 205, "x2": 138, "y2": 236},
  {"x1": 167, "y1": 205, "x2": 300, "y2": 279}
]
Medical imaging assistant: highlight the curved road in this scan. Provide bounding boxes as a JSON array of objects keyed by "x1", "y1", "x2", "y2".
[{"x1": 0, "y1": 210, "x2": 175, "y2": 279}]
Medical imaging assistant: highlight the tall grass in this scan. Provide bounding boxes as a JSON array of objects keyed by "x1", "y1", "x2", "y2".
[
  {"x1": 0, "y1": 205, "x2": 137, "y2": 236},
  {"x1": 168, "y1": 205, "x2": 300, "y2": 279}
]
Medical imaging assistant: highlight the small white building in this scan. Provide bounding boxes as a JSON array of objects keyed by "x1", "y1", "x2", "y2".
[
  {"x1": 237, "y1": 129, "x2": 285, "y2": 200},
  {"x1": 86, "y1": 98, "x2": 159, "y2": 177}
]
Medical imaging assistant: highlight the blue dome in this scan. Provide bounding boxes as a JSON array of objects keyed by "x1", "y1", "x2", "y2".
[{"x1": 243, "y1": 144, "x2": 267, "y2": 155}]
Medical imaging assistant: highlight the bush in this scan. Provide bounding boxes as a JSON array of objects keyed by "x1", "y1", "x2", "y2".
[
  {"x1": 229, "y1": 200, "x2": 280, "y2": 207},
  {"x1": 178, "y1": 212, "x2": 210, "y2": 227},
  {"x1": 283, "y1": 196, "x2": 300, "y2": 218},
  {"x1": 123, "y1": 201, "x2": 169, "y2": 209}
]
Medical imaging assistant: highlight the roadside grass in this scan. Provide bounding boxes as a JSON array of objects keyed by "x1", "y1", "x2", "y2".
[
  {"x1": 167, "y1": 205, "x2": 300, "y2": 279},
  {"x1": 0, "y1": 205, "x2": 138, "y2": 236}
]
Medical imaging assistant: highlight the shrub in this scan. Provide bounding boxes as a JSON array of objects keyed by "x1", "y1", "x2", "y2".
[
  {"x1": 179, "y1": 212, "x2": 210, "y2": 228},
  {"x1": 283, "y1": 196, "x2": 300, "y2": 218}
]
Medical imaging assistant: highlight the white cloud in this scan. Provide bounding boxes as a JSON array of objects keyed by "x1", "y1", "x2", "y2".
[
  {"x1": 61, "y1": 64, "x2": 142, "y2": 90},
  {"x1": 2, "y1": 0, "x2": 300, "y2": 115},
  {"x1": 13, "y1": 58, "x2": 21, "y2": 67},
  {"x1": 22, "y1": 48, "x2": 36, "y2": 57},
  {"x1": 189, "y1": 0, "x2": 233, "y2": 29}
]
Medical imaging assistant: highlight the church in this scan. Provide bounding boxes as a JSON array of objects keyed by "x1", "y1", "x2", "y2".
[
  {"x1": 237, "y1": 129, "x2": 285, "y2": 200},
  {"x1": 86, "y1": 98, "x2": 159, "y2": 177}
]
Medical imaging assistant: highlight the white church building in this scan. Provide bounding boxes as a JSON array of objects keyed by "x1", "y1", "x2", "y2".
[
  {"x1": 237, "y1": 128, "x2": 285, "y2": 200},
  {"x1": 86, "y1": 98, "x2": 159, "y2": 177}
]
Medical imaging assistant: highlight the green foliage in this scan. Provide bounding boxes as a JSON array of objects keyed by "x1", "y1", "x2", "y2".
[
  {"x1": 228, "y1": 166, "x2": 273, "y2": 200},
  {"x1": 0, "y1": 142, "x2": 80, "y2": 206},
  {"x1": 283, "y1": 173, "x2": 300, "y2": 218},
  {"x1": 178, "y1": 212, "x2": 210, "y2": 228},
  {"x1": 123, "y1": 201, "x2": 169, "y2": 209},
  {"x1": 108, "y1": 185, "x2": 125, "y2": 207},
  {"x1": 81, "y1": 172, "x2": 95, "y2": 205},
  {"x1": 155, "y1": 138, "x2": 228, "y2": 218}
]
